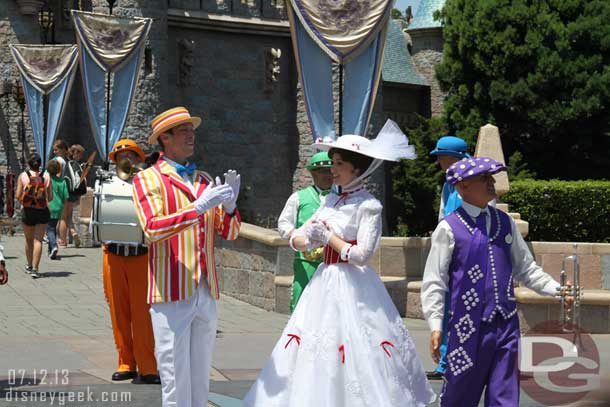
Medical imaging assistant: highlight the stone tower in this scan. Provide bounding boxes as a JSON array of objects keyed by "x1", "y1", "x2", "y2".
[{"x1": 406, "y1": 0, "x2": 446, "y2": 117}]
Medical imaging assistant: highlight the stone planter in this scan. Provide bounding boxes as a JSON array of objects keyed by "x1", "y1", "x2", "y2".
[{"x1": 16, "y1": 0, "x2": 45, "y2": 15}]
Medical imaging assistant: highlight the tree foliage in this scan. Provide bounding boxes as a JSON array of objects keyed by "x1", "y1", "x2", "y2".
[
  {"x1": 436, "y1": 0, "x2": 610, "y2": 180},
  {"x1": 391, "y1": 116, "x2": 449, "y2": 236}
]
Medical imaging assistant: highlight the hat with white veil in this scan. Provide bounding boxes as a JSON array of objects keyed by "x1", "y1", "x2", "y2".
[{"x1": 315, "y1": 119, "x2": 417, "y2": 189}]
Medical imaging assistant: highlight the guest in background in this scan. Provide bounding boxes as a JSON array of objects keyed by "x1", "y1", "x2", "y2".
[
  {"x1": 16, "y1": 153, "x2": 52, "y2": 279},
  {"x1": 52, "y1": 140, "x2": 69, "y2": 247},
  {"x1": 61, "y1": 144, "x2": 86, "y2": 247},
  {"x1": 46, "y1": 160, "x2": 69, "y2": 260}
]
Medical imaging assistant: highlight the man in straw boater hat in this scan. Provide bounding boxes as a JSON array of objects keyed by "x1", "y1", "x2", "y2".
[
  {"x1": 277, "y1": 151, "x2": 333, "y2": 312},
  {"x1": 103, "y1": 139, "x2": 159, "y2": 384},
  {"x1": 421, "y1": 157, "x2": 573, "y2": 406},
  {"x1": 132, "y1": 107, "x2": 242, "y2": 407}
]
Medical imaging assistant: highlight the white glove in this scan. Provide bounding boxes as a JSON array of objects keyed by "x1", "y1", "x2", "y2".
[
  {"x1": 194, "y1": 179, "x2": 235, "y2": 215},
  {"x1": 306, "y1": 221, "x2": 333, "y2": 246},
  {"x1": 222, "y1": 170, "x2": 240, "y2": 213}
]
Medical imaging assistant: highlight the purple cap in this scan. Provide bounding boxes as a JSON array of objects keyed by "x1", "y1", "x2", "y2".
[{"x1": 446, "y1": 156, "x2": 506, "y2": 185}]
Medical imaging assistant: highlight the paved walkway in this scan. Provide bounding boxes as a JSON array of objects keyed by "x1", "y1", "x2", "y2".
[{"x1": 0, "y1": 234, "x2": 608, "y2": 406}]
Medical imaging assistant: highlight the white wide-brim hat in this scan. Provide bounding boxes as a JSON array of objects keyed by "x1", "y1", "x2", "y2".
[
  {"x1": 315, "y1": 119, "x2": 416, "y2": 162},
  {"x1": 314, "y1": 120, "x2": 417, "y2": 189}
]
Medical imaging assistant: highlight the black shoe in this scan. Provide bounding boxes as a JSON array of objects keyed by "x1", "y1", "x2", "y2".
[
  {"x1": 139, "y1": 374, "x2": 161, "y2": 384},
  {"x1": 426, "y1": 370, "x2": 444, "y2": 380},
  {"x1": 112, "y1": 371, "x2": 138, "y2": 381}
]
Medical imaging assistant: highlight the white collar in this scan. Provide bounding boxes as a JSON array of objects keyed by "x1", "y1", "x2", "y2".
[
  {"x1": 461, "y1": 201, "x2": 490, "y2": 218},
  {"x1": 163, "y1": 156, "x2": 189, "y2": 169}
]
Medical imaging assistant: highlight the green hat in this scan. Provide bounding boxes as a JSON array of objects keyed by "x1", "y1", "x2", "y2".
[{"x1": 307, "y1": 152, "x2": 332, "y2": 170}]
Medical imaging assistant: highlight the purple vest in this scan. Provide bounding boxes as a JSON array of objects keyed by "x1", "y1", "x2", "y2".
[{"x1": 443, "y1": 205, "x2": 516, "y2": 382}]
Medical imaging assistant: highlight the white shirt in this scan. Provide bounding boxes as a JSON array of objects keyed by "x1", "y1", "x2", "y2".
[
  {"x1": 277, "y1": 186, "x2": 327, "y2": 240},
  {"x1": 421, "y1": 201, "x2": 560, "y2": 332},
  {"x1": 0, "y1": 244, "x2": 4, "y2": 263}
]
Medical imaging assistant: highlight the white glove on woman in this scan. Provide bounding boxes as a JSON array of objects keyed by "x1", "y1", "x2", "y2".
[
  {"x1": 306, "y1": 221, "x2": 333, "y2": 246},
  {"x1": 222, "y1": 170, "x2": 240, "y2": 213},
  {"x1": 194, "y1": 179, "x2": 234, "y2": 215}
]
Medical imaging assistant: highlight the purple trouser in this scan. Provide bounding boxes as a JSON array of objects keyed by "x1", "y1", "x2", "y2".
[{"x1": 440, "y1": 315, "x2": 520, "y2": 407}]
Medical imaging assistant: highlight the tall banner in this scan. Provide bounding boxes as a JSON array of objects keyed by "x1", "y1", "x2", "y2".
[
  {"x1": 10, "y1": 44, "x2": 79, "y2": 165},
  {"x1": 72, "y1": 11, "x2": 151, "y2": 161},
  {"x1": 287, "y1": 0, "x2": 393, "y2": 141}
]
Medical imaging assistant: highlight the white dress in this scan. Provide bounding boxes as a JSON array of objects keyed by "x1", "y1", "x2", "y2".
[{"x1": 243, "y1": 188, "x2": 436, "y2": 407}]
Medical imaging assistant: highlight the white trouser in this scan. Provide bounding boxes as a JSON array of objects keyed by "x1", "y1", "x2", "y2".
[{"x1": 150, "y1": 280, "x2": 218, "y2": 407}]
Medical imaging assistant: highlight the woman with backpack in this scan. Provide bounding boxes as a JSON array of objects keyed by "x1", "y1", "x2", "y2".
[{"x1": 15, "y1": 153, "x2": 53, "y2": 279}]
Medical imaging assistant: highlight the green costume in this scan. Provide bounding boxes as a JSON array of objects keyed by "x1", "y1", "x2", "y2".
[
  {"x1": 291, "y1": 186, "x2": 327, "y2": 311},
  {"x1": 278, "y1": 152, "x2": 332, "y2": 312}
]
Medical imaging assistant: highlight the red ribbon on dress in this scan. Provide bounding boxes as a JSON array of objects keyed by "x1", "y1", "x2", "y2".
[
  {"x1": 380, "y1": 340, "x2": 396, "y2": 358},
  {"x1": 339, "y1": 344, "x2": 345, "y2": 364},
  {"x1": 284, "y1": 334, "x2": 301, "y2": 349}
]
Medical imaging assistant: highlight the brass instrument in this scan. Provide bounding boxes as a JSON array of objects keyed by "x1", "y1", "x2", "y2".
[
  {"x1": 556, "y1": 243, "x2": 583, "y2": 349},
  {"x1": 303, "y1": 246, "x2": 324, "y2": 262},
  {"x1": 116, "y1": 158, "x2": 147, "y2": 181}
]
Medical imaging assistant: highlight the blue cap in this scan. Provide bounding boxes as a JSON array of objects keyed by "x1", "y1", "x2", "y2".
[{"x1": 430, "y1": 136, "x2": 470, "y2": 159}]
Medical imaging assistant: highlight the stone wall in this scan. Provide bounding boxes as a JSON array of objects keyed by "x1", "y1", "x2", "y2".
[
  {"x1": 409, "y1": 28, "x2": 445, "y2": 117},
  {"x1": 216, "y1": 225, "x2": 610, "y2": 333},
  {"x1": 166, "y1": 25, "x2": 298, "y2": 224},
  {"x1": 215, "y1": 223, "x2": 293, "y2": 311}
]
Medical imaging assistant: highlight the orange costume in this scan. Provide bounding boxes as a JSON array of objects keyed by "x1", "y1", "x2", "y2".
[{"x1": 102, "y1": 140, "x2": 157, "y2": 382}]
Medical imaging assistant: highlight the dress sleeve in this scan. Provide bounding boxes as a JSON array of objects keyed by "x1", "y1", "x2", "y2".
[{"x1": 346, "y1": 199, "x2": 383, "y2": 267}]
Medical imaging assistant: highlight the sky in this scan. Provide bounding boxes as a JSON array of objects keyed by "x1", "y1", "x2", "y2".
[{"x1": 395, "y1": 0, "x2": 421, "y2": 16}]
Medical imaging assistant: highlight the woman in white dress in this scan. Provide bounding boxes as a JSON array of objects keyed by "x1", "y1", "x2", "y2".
[{"x1": 243, "y1": 120, "x2": 436, "y2": 407}]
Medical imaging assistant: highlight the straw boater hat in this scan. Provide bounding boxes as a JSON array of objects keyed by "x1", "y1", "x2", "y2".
[{"x1": 148, "y1": 107, "x2": 202, "y2": 144}]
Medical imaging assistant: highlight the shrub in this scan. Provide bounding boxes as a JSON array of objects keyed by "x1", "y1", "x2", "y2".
[{"x1": 501, "y1": 180, "x2": 610, "y2": 242}]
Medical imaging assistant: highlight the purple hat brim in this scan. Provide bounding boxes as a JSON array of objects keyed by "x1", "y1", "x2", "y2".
[{"x1": 447, "y1": 162, "x2": 507, "y2": 186}]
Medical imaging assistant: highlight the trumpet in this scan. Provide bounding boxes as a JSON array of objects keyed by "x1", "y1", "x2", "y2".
[
  {"x1": 556, "y1": 243, "x2": 583, "y2": 349},
  {"x1": 116, "y1": 158, "x2": 147, "y2": 181}
]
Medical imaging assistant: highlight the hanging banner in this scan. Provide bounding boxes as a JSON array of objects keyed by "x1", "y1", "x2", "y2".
[
  {"x1": 72, "y1": 10, "x2": 151, "y2": 160},
  {"x1": 287, "y1": 0, "x2": 393, "y2": 141},
  {"x1": 10, "y1": 44, "x2": 79, "y2": 165}
]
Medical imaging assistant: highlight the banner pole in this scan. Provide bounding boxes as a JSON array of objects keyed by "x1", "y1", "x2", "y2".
[
  {"x1": 103, "y1": 4, "x2": 114, "y2": 170},
  {"x1": 43, "y1": 94, "x2": 48, "y2": 168},
  {"x1": 338, "y1": 63, "x2": 343, "y2": 137}
]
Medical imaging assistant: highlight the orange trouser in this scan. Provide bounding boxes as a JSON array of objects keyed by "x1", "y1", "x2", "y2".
[{"x1": 103, "y1": 248, "x2": 157, "y2": 375}]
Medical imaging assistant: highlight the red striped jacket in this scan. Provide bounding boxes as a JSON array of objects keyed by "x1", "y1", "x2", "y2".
[{"x1": 132, "y1": 158, "x2": 241, "y2": 303}]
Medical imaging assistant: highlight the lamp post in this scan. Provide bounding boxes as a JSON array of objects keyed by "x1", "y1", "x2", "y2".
[
  {"x1": 12, "y1": 81, "x2": 27, "y2": 170},
  {"x1": 38, "y1": 1, "x2": 55, "y2": 45}
]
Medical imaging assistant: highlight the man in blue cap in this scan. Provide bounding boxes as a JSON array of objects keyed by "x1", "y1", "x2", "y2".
[
  {"x1": 277, "y1": 152, "x2": 333, "y2": 312},
  {"x1": 430, "y1": 135, "x2": 470, "y2": 222},
  {"x1": 427, "y1": 135, "x2": 470, "y2": 380}
]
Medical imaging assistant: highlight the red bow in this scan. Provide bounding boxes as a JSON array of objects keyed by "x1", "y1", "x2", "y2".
[
  {"x1": 284, "y1": 334, "x2": 301, "y2": 349},
  {"x1": 339, "y1": 344, "x2": 345, "y2": 364},
  {"x1": 380, "y1": 340, "x2": 396, "y2": 358}
]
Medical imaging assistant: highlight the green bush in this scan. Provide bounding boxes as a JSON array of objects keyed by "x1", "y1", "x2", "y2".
[{"x1": 501, "y1": 180, "x2": 610, "y2": 242}]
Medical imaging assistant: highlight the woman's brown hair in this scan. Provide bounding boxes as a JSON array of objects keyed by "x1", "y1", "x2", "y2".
[{"x1": 328, "y1": 148, "x2": 374, "y2": 176}]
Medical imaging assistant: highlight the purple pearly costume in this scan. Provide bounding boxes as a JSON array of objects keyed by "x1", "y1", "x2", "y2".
[
  {"x1": 441, "y1": 205, "x2": 520, "y2": 406},
  {"x1": 420, "y1": 157, "x2": 560, "y2": 406}
]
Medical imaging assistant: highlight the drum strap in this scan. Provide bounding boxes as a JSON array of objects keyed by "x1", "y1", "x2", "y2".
[{"x1": 106, "y1": 243, "x2": 148, "y2": 257}]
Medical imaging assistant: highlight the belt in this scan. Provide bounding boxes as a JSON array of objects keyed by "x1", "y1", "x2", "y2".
[
  {"x1": 106, "y1": 243, "x2": 148, "y2": 257},
  {"x1": 323, "y1": 240, "x2": 357, "y2": 265}
]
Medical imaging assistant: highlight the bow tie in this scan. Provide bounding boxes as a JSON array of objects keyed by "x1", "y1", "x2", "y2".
[{"x1": 175, "y1": 162, "x2": 196, "y2": 178}]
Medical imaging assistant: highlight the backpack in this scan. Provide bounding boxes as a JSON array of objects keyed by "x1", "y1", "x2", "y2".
[
  {"x1": 21, "y1": 170, "x2": 47, "y2": 209},
  {"x1": 65, "y1": 160, "x2": 87, "y2": 196}
]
